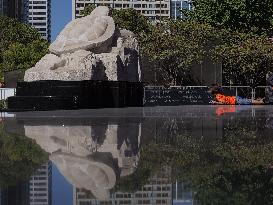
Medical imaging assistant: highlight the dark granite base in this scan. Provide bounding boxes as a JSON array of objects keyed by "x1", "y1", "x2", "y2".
[{"x1": 7, "y1": 80, "x2": 144, "y2": 111}]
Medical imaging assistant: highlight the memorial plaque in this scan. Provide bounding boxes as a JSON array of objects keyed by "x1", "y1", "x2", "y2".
[{"x1": 144, "y1": 87, "x2": 212, "y2": 106}]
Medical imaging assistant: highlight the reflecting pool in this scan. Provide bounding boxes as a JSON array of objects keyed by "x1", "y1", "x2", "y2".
[{"x1": 1, "y1": 105, "x2": 273, "y2": 205}]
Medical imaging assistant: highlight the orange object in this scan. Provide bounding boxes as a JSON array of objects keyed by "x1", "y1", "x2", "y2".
[
  {"x1": 215, "y1": 94, "x2": 236, "y2": 104},
  {"x1": 215, "y1": 105, "x2": 236, "y2": 116}
]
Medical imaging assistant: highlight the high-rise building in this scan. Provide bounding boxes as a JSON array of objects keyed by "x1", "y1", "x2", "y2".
[
  {"x1": 170, "y1": 0, "x2": 191, "y2": 20},
  {"x1": 72, "y1": 0, "x2": 170, "y2": 21},
  {"x1": 29, "y1": 162, "x2": 52, "y2": 205},
  {"x1": 73, "y1": 170, "x2": 172, "y2": 205},
  {"x1": 0, "y1": 182, "x2": 30, "y2": 205},
  {"x1": 172, "y1": 181, "x2": 194, "y2": 205},
  {"x1": 0, "y1": 0, "x2": 25, "y2": 21},
  {"x1": 26, "y1": 0, "x2": 51, "y2": 42}
]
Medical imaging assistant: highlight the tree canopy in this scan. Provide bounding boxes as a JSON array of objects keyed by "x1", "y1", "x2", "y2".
[
  {"x1": 80, "y1": 4, "x2": 273, "y2": 86},
  {"x1": 215, "y1": 32, "x2": 273, "y2": 86},
  {"x1": 0, "y1": 16, "x2": 48, "y2": 80},
  {"x1": 187, "y1": 0, "x2": 273, "y2": 36},
  {"x1": 81, "y1": 5, "x2": 151, "y2": 36},
  {"x1": 141, "y1": 20, "x2": 221, "y2": 85}
]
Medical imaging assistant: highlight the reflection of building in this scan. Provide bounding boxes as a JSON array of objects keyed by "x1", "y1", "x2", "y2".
[
  {"x1": 26, "y1": 0, "x2": 51, "y2": 41},
  {"x1": 172, "y1": 182, "x2": 194, "y2": 205},
  {"x1": 0, "y1": 163, "x2": 52, "y2": 205},
  {"x1": 73, "y1": 170, "x2": 172, "y2": 205},
  {"x1": 72, "y1": 0, "x2": 171, "y2": 21},
  {"x1": 0, "y1": 182, "x2": 29, "y2": 205},
  {"x1": 20, "y1": 114, "x2": 142, "y2": 200},
  {"x1": 171, "y1": 0, "x2": 192, "y2": 20},
  {"x1": 29, "y1": 162, "x2": 52, "y2": 205}
]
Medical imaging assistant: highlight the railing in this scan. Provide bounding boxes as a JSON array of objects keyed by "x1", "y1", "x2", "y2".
[
  {"x1": 253, "y1": 86, "x2": 271, "y2": 99},
  {"x1": 145, "y1": 86, "x2": 271, "y2": 101},
  {"x1": 0, "y1": 88, "x2": 16, "y2": 100},
  {"x1": 1, "y1": 86, "x2": 271, "y2": 102}
]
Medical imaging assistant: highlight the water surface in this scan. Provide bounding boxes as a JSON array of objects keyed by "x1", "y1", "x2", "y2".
[{"x1": 1, "y1": 105, "x2": 273, "y2": 205}]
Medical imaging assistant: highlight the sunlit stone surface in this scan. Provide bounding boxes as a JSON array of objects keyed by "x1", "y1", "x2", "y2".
[{"x1": 24, "y1": 6, "x2": 141, "y2": 82}]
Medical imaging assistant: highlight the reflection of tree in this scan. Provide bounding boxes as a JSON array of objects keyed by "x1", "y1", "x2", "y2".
[
  {"x1": 138, "y1": 122, "x2": 273, "y2": 205},
  {"x1": 113, "y1": 159, "x2": 153, "y2": 192},
  {"x1": 0, "y1": 125, "x2": 48, "y2": 186}
]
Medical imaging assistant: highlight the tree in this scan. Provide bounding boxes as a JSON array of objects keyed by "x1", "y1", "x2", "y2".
[
  {"x1": 112, "y1": 8, "x2": 151, "y2": 35},
  {"x1": 186, "y1": 0, "x2": 273, "y2": 36},
  {"x1": 0, "y1": 16, "x2": 48, "y2": 80},
  {"x1": 214, "y1": 32, "x2": 273, "y2": 86},
  {"x1": 141, "y1": 20, "x2": 221, "y2": 85},
  {"x1": 2, "y1": 40, "x2": 48, "y2": 72},
  {"x1": 81, "y1": 6, "x2": 151, "y2": 36},
  {"x1": 80, "y1": 4, "x2": 96, "y2": 17}
]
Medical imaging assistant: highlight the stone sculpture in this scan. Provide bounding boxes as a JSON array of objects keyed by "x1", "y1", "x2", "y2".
[{"x1": 24, "y1": 6, "x2": 141, "y2": 82}]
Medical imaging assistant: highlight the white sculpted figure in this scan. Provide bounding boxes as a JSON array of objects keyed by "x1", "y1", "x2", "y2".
[
  {"x1": 24, "y1": 6, "x2": 141, "y2": 82},
  {"x1": 49, "y1": 6, "x2": 115, "y2": 55}
]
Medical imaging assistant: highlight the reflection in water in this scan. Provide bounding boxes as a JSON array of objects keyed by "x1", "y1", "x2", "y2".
[
  {"x1": 6, "y1": 111, "x2": 142, "y2": 201},
  {"x1": 29, "y1": 162, "x2": 52, "y2": 205},
  {"x1": 2, "y1": 106, "x2": 273, "y2": 205}
]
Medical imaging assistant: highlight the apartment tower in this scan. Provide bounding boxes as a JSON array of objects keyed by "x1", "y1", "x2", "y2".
[
  {"x1": 72, "y1": 0, "x2": 170, "y2": 21},
  {"x1": 26, "y1": 0, "x2": 51, "y2": 42}
]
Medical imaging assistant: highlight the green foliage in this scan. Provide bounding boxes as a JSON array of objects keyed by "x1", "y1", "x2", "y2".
[
  {"x1": 0, "y1": 16, "x2": 48, "y2": 80},
  {"x1": 0, "y1": 16, "x2": 41, "y2": 54},
  {"x1": 0, "y1": 124, "x2": 48, "y2": 186},
  {"x1": 81, "y1": 4, "x2": 273, "y2": 86},
  {"x1": 214, "y1": 32, "x2": 273, "y2": 86},
  {"x1": 81, "y1": 6, "x2": 151, "y2": 36},
  {"x1": 2, "y1": 40, "x2": 48, "y2": 73},
  {"x1": 112, "y1": 8, "x2": 151, "y2": 35},
  {"x1": 114, "y1": 159, "x2": 154, "y2": 192},
  {"x1": 0, "y1": 100, "x2": 7, "y2": 109},
  {"x1": 80, "y1": 4, "x2": 96, "y2": 17},
  {"x1": 139, "y1": 123, "x2": 273, "y2": 204},
  {"x1": 141, "y1": 20, "x2": 221, "y2": 85},
  {"x1": 187, "y1": 0, "x2": 273, "y2": 36}
]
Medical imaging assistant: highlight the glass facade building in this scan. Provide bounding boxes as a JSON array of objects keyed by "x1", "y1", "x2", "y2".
[
  {"x1": 0, "y1": 0, "x2": 25, "y2": 21},
  {"x1": 171, "y1": 0, "x2": 191, "y2": 20},
  {"x1": 0, "y1": 0, "x2": 8, "y2": 16}
]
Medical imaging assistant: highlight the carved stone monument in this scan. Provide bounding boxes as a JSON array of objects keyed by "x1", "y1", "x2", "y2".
[
  {"x1": 7, "y1": 6, "x2": 143, "y2": 111},
  {"x1": 24, "y1": 6, "x2": 141, "y2": 82}
]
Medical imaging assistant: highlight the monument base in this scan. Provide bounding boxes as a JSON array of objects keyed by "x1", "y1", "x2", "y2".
[{"x1": 7, "y1": 80, "x2": 144, "y2": 111}]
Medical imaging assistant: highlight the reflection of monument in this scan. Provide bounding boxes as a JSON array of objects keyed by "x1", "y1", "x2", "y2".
[
  {"x1": 7, "y1": 6, "x2": 143, "y2": 111},
  {"x1": 5, "y1": 110, "x2": 142, "y2": 200},
  {"x1": 26, "y1": 123, "x2": 141, "y2": 199}
]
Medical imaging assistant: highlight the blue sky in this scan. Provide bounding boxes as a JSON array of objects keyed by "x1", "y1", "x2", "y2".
[
  {"x1": 52, "y1": 163, "x2": 73, "y2": 205},
  {"x1": 51, "y1": 0, "x2": 72, "y2": 41}
]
